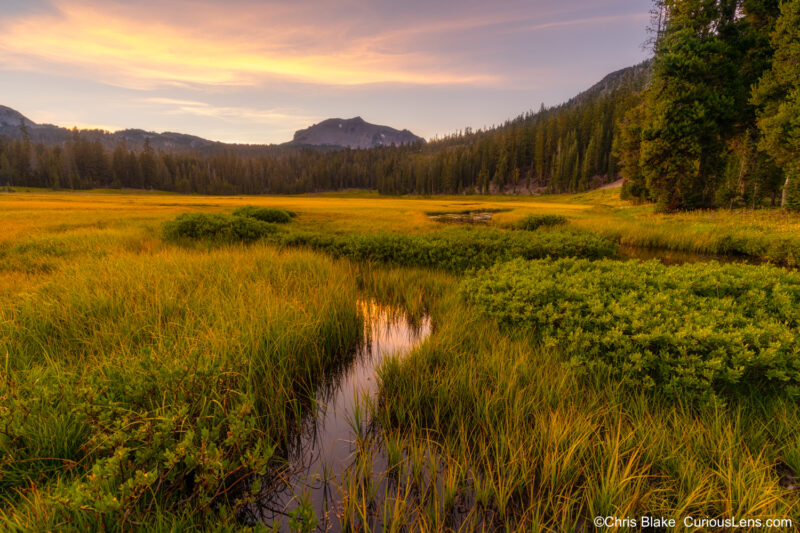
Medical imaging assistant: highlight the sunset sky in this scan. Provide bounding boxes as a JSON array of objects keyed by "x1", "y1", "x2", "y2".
[{"x1": 0, "y1": 0, "x2": 652, "y2": 144}]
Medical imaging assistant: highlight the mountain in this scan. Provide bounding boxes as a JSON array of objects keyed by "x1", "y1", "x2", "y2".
[
  {"x1": 0, "y1": 106, "x2": 222, "y2": 152},
  {"x1": 285, "y1": 116, "x2": 424, "y2": 149},
  {"x1": 0, "y1": 106, "x2": 424, "y2": 152},
  {"x1": 409, "y1": 60, "x2": 652, "y2": 194},
  {"x1": 104, "y1": 129, "x2": 219, "y2": 152},
  {"x1": 565, "y1": 59, "x2": 652, "y2": 105},
  {"x1": 0, "y1": 105, "x2": 33, "y2": 128}
]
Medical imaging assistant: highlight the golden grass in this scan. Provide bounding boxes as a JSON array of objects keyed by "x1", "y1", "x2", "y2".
[
  {"x1": 1, "y1": 187, "x2": 799, "y2": 530},
  {"x1": 0, "y1": 189, "x2": 590, "y2": 238}
]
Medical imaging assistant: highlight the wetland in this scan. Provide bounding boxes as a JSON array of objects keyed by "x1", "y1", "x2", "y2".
[{"x1": 1, "y1": 188, "x2": 798, "y2": 531}]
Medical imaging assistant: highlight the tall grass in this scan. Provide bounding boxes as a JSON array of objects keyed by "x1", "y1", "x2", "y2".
[
  {"x1": 514, "y1": 213, "x2": 568, "y2": 231},
  {"x1": 271, "y1": 226, "x2": 618, "y2": 271},
  {"x1": 233, "y1": 205, "x2": 296, "y2": 222},
  {"x1": 163, "y1": 210, "x2": 618, "y2": 271},
  {"x1": 371, "y1": 286, "x2": 799, "y2": 530},
  {"x1": 0, "y1": 244, "x2": 361, "y2": 530},
  {"x1": 5, "y1": 188, "x2": 799, "y2": 265}
]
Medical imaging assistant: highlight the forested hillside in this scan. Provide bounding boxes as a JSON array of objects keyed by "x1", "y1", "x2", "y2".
[
  {"x1": 0, "y1": 62, "x2": 650, "y2": 195},
  {"x1": 377, "y1": 61, "x2": 650, "y2": 195}
]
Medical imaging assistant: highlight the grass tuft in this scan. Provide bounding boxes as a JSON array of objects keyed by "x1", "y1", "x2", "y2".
[
  {"x1": 515, "y1": 213, "x2": 568, "y2": 231},
  {"x1": 233, "y1": 205, "x2": 296, "y2": 223},
  {"x1": 163, "y1": 212, "x2": 281, "y2": 242}
]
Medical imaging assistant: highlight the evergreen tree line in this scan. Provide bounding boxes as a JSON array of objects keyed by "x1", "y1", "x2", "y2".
[
  {"x1": 616, "y1": 0, "x2": 800, "y2": 210},
  {"x1": 0, "y1": 64, "x2": 649, "y2": 196}
]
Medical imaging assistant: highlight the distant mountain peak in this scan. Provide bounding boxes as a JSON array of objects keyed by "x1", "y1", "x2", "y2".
[
  {"x1": 287, "y1": 116, "x2": 424, "y2": 149},
  {"x1": 0, "y1": 105, "x2": 33, "y2": 128},
  {"x1": 0, "y1": 104, "x2": 424, "y2": 152},
  {"x1": 0, "y1": 105, "x2": 221, "y2": 152}
]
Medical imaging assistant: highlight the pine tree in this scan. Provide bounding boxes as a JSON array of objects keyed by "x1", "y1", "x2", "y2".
[
  {"x1": 615, "y1": 101, "x2": 649, "y2": 201},
  {"x1": 0, "y1": 153, "x2": 12, "y2": 187},
  {"x1": 752, "y1": 0, "x2": 800, "y2": 208},
  {"x1": 638, "y1": 0, "x2": 742, "y2": 210}
]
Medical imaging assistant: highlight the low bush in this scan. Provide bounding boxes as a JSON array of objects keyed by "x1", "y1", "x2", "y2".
[
  {"x1": 515, "y1": 214, "x2": 568, "y2": 231},
  {"x1": 461, "y1": 258, "x2": 800, "y2": 402},
  {"x1": 162, "y1": 212, "x2": 280, "y2": 242},
  {"x1": 272, "y1": 227, "x2": 617, "y2": 272},
  {"x1": 233, "y1": 205, "x2": 295, "y2": 223}
]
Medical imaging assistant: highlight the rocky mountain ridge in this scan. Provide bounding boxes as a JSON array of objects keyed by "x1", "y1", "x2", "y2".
[
  {"x1": 285, "y1": 116, "x2": 424, "y2": 149},
  {"x1": 0, "y1": 106, "x2": 424, "y2": 152}
]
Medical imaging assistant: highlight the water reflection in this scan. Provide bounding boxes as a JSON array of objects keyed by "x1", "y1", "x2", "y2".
[
  {"x1": 247, "y1": 301, "x2": 431, "y2": 531},
  {"x1": 428, "y1": 212, "x2": 494, "y2": 224},
  {"x1": 619, "y1": 244, "x2": 765, "y2": 266}
]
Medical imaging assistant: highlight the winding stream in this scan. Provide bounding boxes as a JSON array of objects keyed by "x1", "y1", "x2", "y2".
[
  {"x1": 618, "y1": 244, "x2": 766, "y2": 266},
  {"x1": 242, "y1": 248, "x2": 792, "y2": 531},
  {"x1": 250, "y1": 301, "x2": 432, "y2": 531}
]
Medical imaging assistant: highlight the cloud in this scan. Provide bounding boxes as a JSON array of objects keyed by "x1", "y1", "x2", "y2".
[
  {"x1": 0, "y1": 0, "x2": 501, "y2": 89},
  {"x1": 523, "y1": 12, "x2": 650, "y2": 32},
  {"x1": 142, "y1": 97, "x2": 318, "y2": 125},
  {"x1": 138, "y1": 97, "x2": 320, "y2": 142},
  {"x1": 143, "y1": 98, "x2": 211, "y2": 107}
]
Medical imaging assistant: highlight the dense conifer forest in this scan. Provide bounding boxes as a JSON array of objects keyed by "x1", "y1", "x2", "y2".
[{"x1": 618, "y1": 0, "x2": 800, "y2": 210}]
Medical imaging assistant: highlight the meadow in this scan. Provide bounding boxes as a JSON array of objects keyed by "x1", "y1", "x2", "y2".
[{"x1": 1, "y1": 188, "x2": 798, "y2": 531}]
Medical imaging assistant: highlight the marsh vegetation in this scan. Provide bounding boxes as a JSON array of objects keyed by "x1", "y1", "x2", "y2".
[{"x1": 1, "y1": 189, "x2": 798, "y2": 531}]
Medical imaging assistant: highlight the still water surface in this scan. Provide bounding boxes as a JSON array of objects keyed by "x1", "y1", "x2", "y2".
[{"x1": 249, "y1": 301, "x2": 431, "y2": 531}]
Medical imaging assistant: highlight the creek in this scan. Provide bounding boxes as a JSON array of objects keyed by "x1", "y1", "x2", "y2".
[{"x1": 249, "y1": 301, "x2": 432, "y2": 531}]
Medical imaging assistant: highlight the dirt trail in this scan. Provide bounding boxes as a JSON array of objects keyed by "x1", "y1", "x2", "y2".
[{"x1": 598, "y1": 178, "x2": 624, "y2": 189}]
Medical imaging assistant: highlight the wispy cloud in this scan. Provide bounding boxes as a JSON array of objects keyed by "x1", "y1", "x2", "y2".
[
  {"x1": 0, "y1": 0, "x2": 500, "y2": 89},
  {"x1": 142, "y1": 98, "x2": 211, "y2": 108},
  {"x1": 142, "y1": 97, "x2": 319, "y2": 127},
  {"x1": 524, "y1": 12, "x2": 650, "y2": 32}
]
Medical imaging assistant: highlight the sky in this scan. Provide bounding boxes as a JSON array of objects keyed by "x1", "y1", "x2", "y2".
[{"x1": 0, "y1": 0, "x2": 653, "y2": 144}]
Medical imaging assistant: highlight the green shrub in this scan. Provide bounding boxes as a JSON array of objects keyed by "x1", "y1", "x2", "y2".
[
  {"x1": 461, "y1": 258, "x2": 800, "y2": 402},
  {"x1": 163, "y1": 213, "x2": 280, "y2": 242},
  {"x1": 516, "y1": 214, "x2": 568, "y2": 231},
  {"x1": 233, "y1": 205, "x2": 295, "y2": 223},
  {"x1": 271, "y1": 227, "x2": 617, "y2": 272}
]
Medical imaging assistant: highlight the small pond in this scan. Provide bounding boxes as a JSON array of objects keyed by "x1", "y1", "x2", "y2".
[{"x1": 427, "y1": 211, "x2": 495, "y2": 224}]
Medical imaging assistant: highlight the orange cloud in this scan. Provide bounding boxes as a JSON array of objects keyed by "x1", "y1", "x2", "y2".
[{"x1": 0, "y1": 1, "x2": 499, "y2": 88}]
